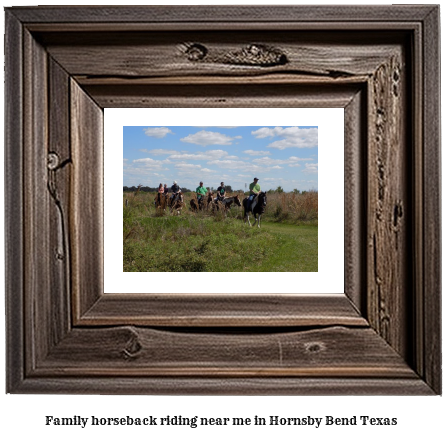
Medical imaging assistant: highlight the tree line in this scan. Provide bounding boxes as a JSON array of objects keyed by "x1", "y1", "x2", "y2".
[
  {"x1": 123, "y1": 185, "x2": 233, "y2": 193},
  {"x1": 123, "y1": 185, "x2": 314, "y2": 194}
]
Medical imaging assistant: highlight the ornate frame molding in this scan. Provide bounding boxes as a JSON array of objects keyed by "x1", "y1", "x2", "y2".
[{"x1": 5, "y1": 6, "x2": 441, "y2": 394}]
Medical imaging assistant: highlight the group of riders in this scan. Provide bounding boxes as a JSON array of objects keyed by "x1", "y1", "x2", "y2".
[{"x1": 155, "y1": 177, "x2": 262, "y2": 211}]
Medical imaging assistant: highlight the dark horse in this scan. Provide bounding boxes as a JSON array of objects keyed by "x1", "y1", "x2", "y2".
[
  {"x1": 243, "y1": 192, "x2": 267, "y2": 227},
  {"x1": 214, "y1": 194, "x2": 242, "y2": 215}
]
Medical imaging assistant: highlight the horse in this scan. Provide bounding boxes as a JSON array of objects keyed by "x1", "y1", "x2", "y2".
[
  {"x1": 206, "y1": 192, "x2": 215, "y2": 210},
  {"x1": 190, "y1": 198, "x2": 199, "y2": 212},
  {"x1": 155, "y1": 192, "x2": 168, "y2": 211},
  {"x1": 190, "y1": 194, "x2": 210, "y2": 212},
  {"x1": 170, "y1": 192, "x2": 185, "y2": 215},
  {"x1": 243, "y1": 192, "x2": 267, "y2": 227},
  {"x1": 214, "y1": 194, "x2": 242, "y2": 214}
]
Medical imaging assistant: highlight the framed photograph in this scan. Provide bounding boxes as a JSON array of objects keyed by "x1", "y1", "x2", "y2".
[
  {"x1": 107, "y1": 107, "x2": 342, "y2": 294},
  {"x1": 5, "y1": 5, "x2": 440, "y2": 394}
]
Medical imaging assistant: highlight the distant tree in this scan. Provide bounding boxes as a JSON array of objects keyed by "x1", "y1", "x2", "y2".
[
  {"x1": 292, "y1": 188, "x2": 300, "y2": 194},
  {"x1": 276, "y1": 186, "x2": 284, "y2": 193},
  {"x1": 225, "y1": 185, "x2": 233, "y2": 193}
]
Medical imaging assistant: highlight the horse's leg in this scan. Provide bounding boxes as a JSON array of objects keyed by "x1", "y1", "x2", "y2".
[
  {"x1": 252, "y1": 212, "x2": 258, "y2": 226},
  {"x1": 257, "y1": 214, "x2": 261, "y2": 228},
  {"x1": 244, "y1": 209, "x2": 250, "y2": 226}
]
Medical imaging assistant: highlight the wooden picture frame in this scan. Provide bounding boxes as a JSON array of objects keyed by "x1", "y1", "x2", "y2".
[{"x1": 5, "y1": 5, "x2": 441, "y2": 394}]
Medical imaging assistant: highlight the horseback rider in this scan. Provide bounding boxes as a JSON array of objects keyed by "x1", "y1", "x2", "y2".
[
  {"x1": 155, "y1": 183, "x2": 164, "y2": 205},
  {"x1": 163, "y1": 183, "x2": 169, "y2": 194},
  {"x1": 170, "y1": 180, "x2": 181, "y2": 205},
  {"x1": 195, "y1": 181, "x2": 208, "y2": 207},
  {"x1": 247, "y1": 177, "x2": 261, "y2": 211},
  {"x1": 215, "y1": 182, "x2": 226, "y2": 204}
]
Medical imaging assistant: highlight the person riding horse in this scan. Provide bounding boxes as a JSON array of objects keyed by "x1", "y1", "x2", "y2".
[
  {"x1": 246, "y1": 177, "x2": 261, "y2": 211},
  {"x1": 170, "y1": 181, "x2": 181, "y2": 206},
  {"x1": 195, "y1": 181, "x2": 208, "y2": 208},
  {"x1": 215, "y1": 182, "x2": 226, "y2": 204}
]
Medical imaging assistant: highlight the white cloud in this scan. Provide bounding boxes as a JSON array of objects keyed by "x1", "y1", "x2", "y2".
[
  {"x1": 251, "y1": 127, "x2": 283, "y2": 139},
  {"x1": 140, "y1": 148, "x2": 179, "y2": 155},
  {"x1": 169, "y1": 150, "x2": 236, "y2": 161},
  {"x1": 252, "y1": 156, "x2": 312, "y2": 166},
  {"x1": 263, "y1": 177, "x2": 283, "y2": 182},
  {"x1": 131, "y1": 157, "x2": 166, "y2": 171},
  {"x1": 252, "y1": 157, "x2": 283, "y2": 165},
  {"x1": 138, "y1": 149, "x2": 238, "y2": 161},
  {"x1": 243, "y1": 150, "x2": 271, "y2": 156},
  {"x1": 180, "y1": 130, "x2": 241, "y2": 147},
  {"x1": 207, "y1": 159, "x2": 263, "y2": 171},
  {"x1": 252, "y1": 127, "x2": 318, "y2": 150},
  {"x1": 143, "y1": 127, "x2": 173, "y2": 138},
  {"x1": 133, "y1": 157, "x2": 157, "y2": 164},
  {"x1": 303, "y1": 162, "x2": 318, "y2": 174},
  {"x1": 175, "y1": 163, "x2": 202, "y2": 170}
]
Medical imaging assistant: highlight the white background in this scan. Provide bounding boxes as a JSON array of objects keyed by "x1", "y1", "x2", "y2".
[
  {"x1": 1, "y1": 1, "x2": 442, "y2": 437},
  {"x1": 106, "y1": 108, "x2": 343, "y2": 293}
]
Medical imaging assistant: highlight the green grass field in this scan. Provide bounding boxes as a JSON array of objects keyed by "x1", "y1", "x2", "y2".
[{"x1": 123, "y1": 192, "x2": 318, "y2": 272}]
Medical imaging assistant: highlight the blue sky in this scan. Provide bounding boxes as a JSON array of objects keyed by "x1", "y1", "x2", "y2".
[{"x1": 123, "y1": 126, "x2": 318, "y2": 192}]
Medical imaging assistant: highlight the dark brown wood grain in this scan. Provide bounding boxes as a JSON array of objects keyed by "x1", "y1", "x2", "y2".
[
  {"x1": 367, "y1": 52, "x2": 409, "y2": 356},
  {"x1": 422, "y1": 6, "x2": 441, "y2": 393},
  {"x1": 37, "y1": 326, "x2": 415, "y2": 378},
  {"x1": 5, "y1": 10, "x2": 24, "y2": 393},
  {"x1": 48, "y1": 57, "x2": 72, "y2": 345},
  {"x1": 23, "y1": 29, "x2": 50, "y2": 371},
  {"x1": 79, "y1": 294, "x2": 367, "y2": 327},
  {"x1": 70, "y1": 80, "x2": 104, "y2": 321},
  {"x1": 4, "y1": 5, "x2": 441, "y2": 395},
  {"x1": 344, "y1": 89, "x2": 366, "y2": 314},
  {"x1": 8, "y1": 5, "x2": 437, "y2": 24},
  {"x1": 40, "y1": 31, "x2": 401, "y2": 79}
]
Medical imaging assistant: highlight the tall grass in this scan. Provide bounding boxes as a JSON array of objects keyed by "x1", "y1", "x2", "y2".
[
  {"x1": 123, "y1": 190, "x2": 318, "y2": 224},
  {"x1": 266, "y1": 191, "x2": 318, "y2": 224},
  {"x1": 124, "y1": 201, "x2": 279, "y2": 272},
  {"x1": 123, "y1": 190, "x2": 318, "y2": 272}
]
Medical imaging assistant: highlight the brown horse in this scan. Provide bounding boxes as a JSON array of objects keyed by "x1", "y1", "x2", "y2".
[
  {"x1": 190, "y1": 198, "x2": 199, "y2": 212},
  {"x1": 190, "y1": 195, "x2": 208, "y2": 212},
  {"x1": 206, "y1": 192, "x2": 215, "y2": 210},
  {"x1": 155, "y1": 192, "x2": 168, "y2": 211},
  {"x1": 170, "y1": 192, "x2": 185, "y2": 215}
]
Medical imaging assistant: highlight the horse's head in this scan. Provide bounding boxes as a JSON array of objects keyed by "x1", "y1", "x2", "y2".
[
  {"x1": 234, "y1": 195, "x2": 242, "y2": 207},
  {"x1": 260, "y1": 191, "x2": 267, "y2": 207}
]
